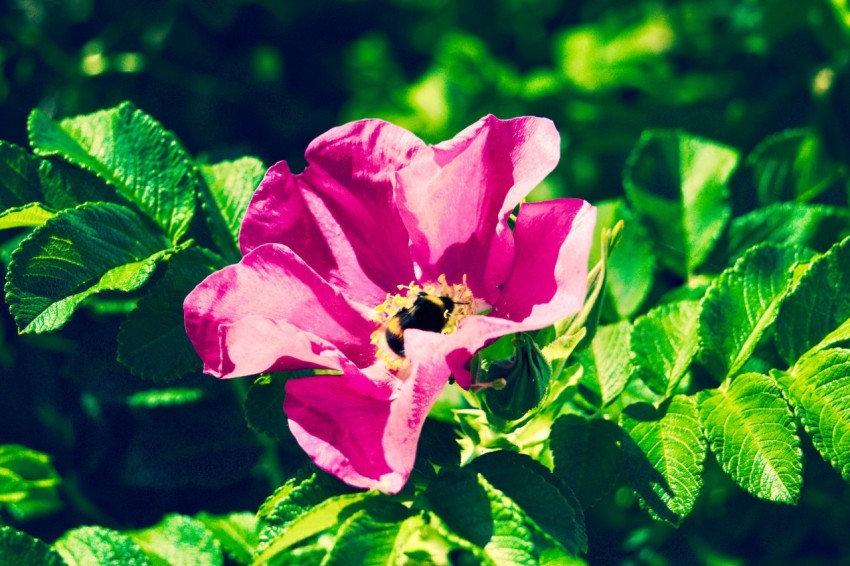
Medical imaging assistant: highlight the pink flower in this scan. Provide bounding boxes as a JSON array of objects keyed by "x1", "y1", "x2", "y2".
[{"x1": 183, "y1": 116, "x2": 596, "y2": 493}]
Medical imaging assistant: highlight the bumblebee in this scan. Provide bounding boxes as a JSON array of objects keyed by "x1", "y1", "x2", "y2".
[{"x1": 385, "y1": 292, "x2": 456, "y2": 357}]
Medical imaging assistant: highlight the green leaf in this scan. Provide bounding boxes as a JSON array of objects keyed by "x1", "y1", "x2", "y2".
[
  {"x1": 399, "y1": 514, "x2": 487, "y2": 566},
  {"x1": 256, "y1": 472, "x2": 361, "y2": 557},
  {"x1": 0, "y1": 203, "x2": 56, "y2": 229},
  {"x1": 775, "y1": 235, "x2": 850, "y2": 364},
  {"x1": 778, "y1": 348, "x2": 850, "y2": 481},
  {"x1": 718, "y1": 203, "x2": 849, "y2": 264},
  {"x1": 54, "y1": 526, "x2": 149, "y2": 566},
  {"x1": 624, "y1": 130, "x2": 738, "y2": 276},
  {"x1": 574, "y1": 320, "x2": 632, "y2": 407},
  {"x1": 37, "y1": 158, "x2": 114, "y2": 210},
  {"x1": 593, "y1": 199, "x2": 654, "y2": 319},
  {"x1": 117, "y1": 247, "x2": 224, "y2": 382},
  {"x1": 195, "y1": 512, "x2": 259, "y2": 566},
  {"x1": 631, "y1": 300, "x2": 700, "y2": 398},
  {"x1": 699, "y1": 244, "x2": 804, "y2": 380},
  {"x1": 467, "y1": 450, "x2": 587, "y2": 555},
  {"x1": 744, "y1": 128, "x2": 846, "y2": 205},
  {"x1": 0, "y1": 444, "x2": 61, "y2": 521},
  {"x1": 5, "y1": 202, "x2": 174, "y2": 334},
  {"x1": 128, "y1": 514, "x2": 222, "y2": 566},
  {"x1": 244, "y1": 373, "x2": 302, "y2": 441},
  {"x1": 125, "y1": 387, "x2": 207, "y2": 408},
  {"x1": 620, "y1": 395, "x2": 706, "y2": 524},
  {"x1": 198, "y1": 157, "x2": 264, "y2": 260},
  {"x1": 28, "y1": 103, "x2": 197, "y2": 241},
  {"x1": 256, "y1": 492, "x2": 377, "y2": 563},
  {"x1": 0, "y1": 141, "x2": 44, "y2": 209},
  {"x1": 0, "y1": 526, "x2": 64, "y2": 566},
  {"x1": 551, "y1": 415, "x2": 623, "y2": 508},
  {"x1": 423, "y1": 469, "x2": 538, "y2": 564},
  {"x1": 322, "y1": 502, "x2": 415, "y2": 566},
  {"x1": 697, "y1": 372, "x2": 802, "y2": 503}
]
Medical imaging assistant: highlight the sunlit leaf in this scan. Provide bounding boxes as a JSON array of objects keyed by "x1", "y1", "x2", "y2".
[
  {"x1": 574, "y1": 320, "x2": 632, "y2": 406},
  {"x1": 775, "y1": 235, "x2": 850, "y2": 364},
  {"x1": 699, "y1": 244, "x2": 805, "y2": 379},
  {"x1": 195, "y1": 512, "x2": 259, "y2": 566},
  {"x1": 54, "y1": 526, "x2": 149, "y2": 566},
  {"x1": 697, "y1": 372, "x2": 802, "y2": 503},
  {"x1": 199, "y1": 157, "x2": 264, "y2": 260},
  {"x1": 5, "y1": 202, "x2": 175, "y2": 334},
  {"x1": 28, "y1": 102, "x2": 197, "y2": 241},
  {"x1": 620, "y1": 395, "x2": 705, "y2": 525},
  {"x1": 778, "y1": 349, "x2": 850, "y2": 482},
  {"x1": 128, "y1": 514, "x2": 222, "y2": 566},
  {"x1": 631, "y1": 300, "x2": 699, "y2": 397}
]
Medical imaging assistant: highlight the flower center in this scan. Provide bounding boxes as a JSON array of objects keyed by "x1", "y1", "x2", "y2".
[{"x1": 371, "y1": 274, "x2": 478, "y2": 369}]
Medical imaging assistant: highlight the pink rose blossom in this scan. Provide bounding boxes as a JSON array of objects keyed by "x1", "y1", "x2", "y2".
[{"x1": 183, "y1": 115, "x2": 596, "y2": 493}]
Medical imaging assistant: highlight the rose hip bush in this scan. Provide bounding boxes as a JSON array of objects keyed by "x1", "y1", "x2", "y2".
[{"x1": 0, "y1": 102, "x2": 849, "y2": 564}]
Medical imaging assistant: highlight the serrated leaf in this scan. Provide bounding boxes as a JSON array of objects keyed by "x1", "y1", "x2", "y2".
[
  {"x1": 631, "y1": 300, "x2": 699, "y2": 397},
  {"x1": 195, "y1": 512, "x2": 258, "y2": 566},
  {"x1": 624, "y1": 130, "x2": 738, "y2": 276},
  {"x1": 697, "y1": 372, "x2": 802, "y2": 502},
  {"x1": 0, "y1": 203, "x2": 56, "y2": 229},
  {"x1": 199, "y1": 157, "x2": 264, "y2": 260},
  {"x1": 322, "y1": 502, "x2": 415, "y2": 566},
  {"x1": 28, "y1": 103, "x2": 197, "y2": 241},
  {"x1": 37, "y1": 157, "x2": 115, "y2": 210},
  {"x1": 117, "y1": 247, "x2": 224, "y2": 382},
  {"x1": 719, "y1": 203, "x2": 850, "y2": 263},
  {"x1": 744, "y1": 128, "x2": 846, "y2": 205},
  {"x1": 424, "y1": 469, "x2": 538, "y2": 565},
  {"x1": 54, "y1": 526, "x2": 149, "y2": 566},
  {"x1": 551, "y1": 415, "x2": 623, "y2": 508},
  {"x1": 0, "y1": 526, "x2": 65, "y2": 566},
  {"x1": 5, "y1": 202, "x2": 175, "y2": 334},
  {"x1": 574, "y1": 320, "x2": 632, "y2": 407},
  {"x1": 255, "y1": 492, "x2": 376, "y2": 563},
  {"x1": 775, "y1": 235, "x2": 850, "y2": 364},
  {"x1": 400, "y1": 514, "x2": 488, "y2": 566},
  {"x1": 779, "y1": 349, "x2": 850, "y2": 481},
  {"x1": 699, "y1": 244, "x2": 804, "y2": 380},
  {"x1": 593, "y1": 199, "x2": 654, "y2": 319},
  {"x1": 128, "y1": 514, "x2": 222, "y2": 566},
  {"x1": 467, "y1": 450, "x2": 587, "y2": 555},
  {"x1": 620, "y1": 395, "x2": 706, "y2": 524}
]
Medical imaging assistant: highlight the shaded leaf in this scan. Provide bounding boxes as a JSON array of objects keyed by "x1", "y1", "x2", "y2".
[
  {"x1": 624, "y1": 130, "x2": 738, "y2": 275},
  {"x1": 117, "y1": 247, "x2": 224, "y2": 382},
  {"x1": 697, "y1": 372, "x2": 802, "y2": 503},
  {"x1": 620, "y1": 395, "x2": 706, "y2": 524},
  {"x1": 28, "y1": 103, "x2": 197, "y2": 241},
  {"x1": 744, "y1": 128, "x2": 846, "y2": 206},
  {"x1": 551, "y1": 415, "x2": 623, "y2": 508},
  {"x1": 699, "y1": 244, "x2": 804, "y2": 380},
  {"x1": 5, "y1": 202, "x2": 174, "y2": 334}
]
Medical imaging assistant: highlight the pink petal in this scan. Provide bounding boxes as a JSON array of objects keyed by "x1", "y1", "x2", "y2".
[
  {"x1": 400, "y1": 199, "x2": 596, "y2": 389},
  {"x1": 493, "y1": 199, "x2": 596, "y2": 326},
  {"x1": 183, "y1": 243, "x2": 376, "y2": 378},
  {"x1": 284, "y1": 349, "x2": 449, "y2": 493},
  {"x1": 395, "y1": 115, "x2": 560, "y2": 302},
  {"x1": 239, "y1": 120, "x2": 426, "y2": 305}
]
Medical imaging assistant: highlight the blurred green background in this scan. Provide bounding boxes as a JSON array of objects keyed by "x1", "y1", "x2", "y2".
[{"x1": 4, "y1": 0, "x2": 850, "y2": 564}]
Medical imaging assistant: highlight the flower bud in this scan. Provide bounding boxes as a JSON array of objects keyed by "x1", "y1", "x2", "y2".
[{"x1": 479, "y1": 333, "x2": 551, "y2": 421}]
